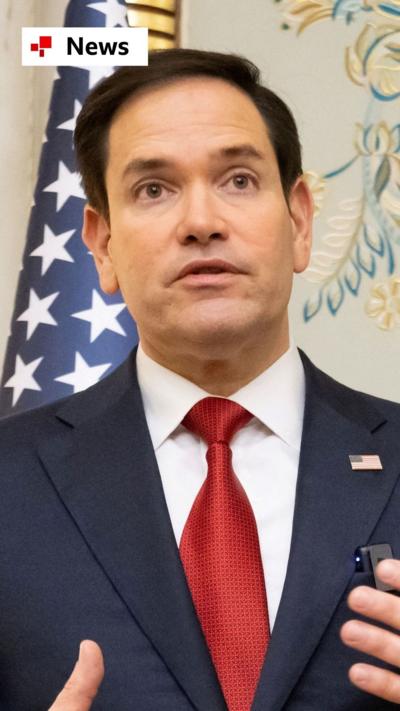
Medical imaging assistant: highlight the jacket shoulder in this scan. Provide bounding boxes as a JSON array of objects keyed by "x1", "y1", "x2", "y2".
[
  {"x1": 299, "y1": 349, "x2": 400, "y2": 428},
  {"x1": 0, "y1": 349, "x2": 138, "y2": 449}
]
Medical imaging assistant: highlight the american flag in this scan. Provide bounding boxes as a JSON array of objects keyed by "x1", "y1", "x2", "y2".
[
  {"x1": 0, "y1": 0, "x2": 137, "y2": 418},
  {"x1": 349, "y1": 455, "x2": 383, "y2": 471}
]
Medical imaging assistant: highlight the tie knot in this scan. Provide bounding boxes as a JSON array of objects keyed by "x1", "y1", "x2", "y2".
[{"x1": 182, "y1": 397, "x2": 252, "y2": 446}]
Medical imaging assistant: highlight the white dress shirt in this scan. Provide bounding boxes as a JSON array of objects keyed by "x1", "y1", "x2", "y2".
[{"x1": 136, "y1": 343, "x2": 305, "y2": 630}]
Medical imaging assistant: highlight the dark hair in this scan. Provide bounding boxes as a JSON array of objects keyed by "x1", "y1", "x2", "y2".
[{"x1": 74, "y1": 48, "x2": 302, "y2": 218}]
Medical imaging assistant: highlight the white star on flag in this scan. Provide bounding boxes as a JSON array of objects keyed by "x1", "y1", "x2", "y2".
[
  {"x1": 72, "y1": 289, "x2": 126, "y2": 342},
  {"x1": 57, "y1": 100, "x2": 82, "y2": 133},
  {"x1": 4, "y1": 355, "x2": 43, "y2": 406},
  {"x1": 88, "y1": 0, "x2": 127, "y2": 27},
  {"x1": 30, "y1": 225, "x2": 75, "y2": 276},
  {"x1": 43, "y1": 161, "x2": 86, "y2": 211},
  {"x1": 83, "y1": 65, "x2": 113, "y2": 90},
  {"x1": 55, "y1": 352, "x2": 112, "y2": 393},
  {"x1": 17, "y1": 289, "x2": 59, "y2": 340}
]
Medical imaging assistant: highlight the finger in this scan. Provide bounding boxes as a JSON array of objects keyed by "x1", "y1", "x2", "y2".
[
  {"x1": 349, "y1": 663, "x2": 400, "y2": 703},
  {"x1": 348, "y1": 585, "x2": 400, "y2": 630},
  {"x1": 376, "y1": 559, "x2": 400, "y2": 590},
  {"x1": 48, "y1": 640, "x2": 104, "y2": 711},
  {"x1": 341, "y1": 619, "x2": 400, "y2": 667}
]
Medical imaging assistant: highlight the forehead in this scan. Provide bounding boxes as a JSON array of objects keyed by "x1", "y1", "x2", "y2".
[{"x1": 106, "y1": 76, "x2": 275, "y2": 174}]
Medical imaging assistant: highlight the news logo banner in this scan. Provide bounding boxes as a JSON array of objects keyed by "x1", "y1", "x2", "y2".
[{"x1": 22, "y1": 27, "x2": 148, "y2": 66}]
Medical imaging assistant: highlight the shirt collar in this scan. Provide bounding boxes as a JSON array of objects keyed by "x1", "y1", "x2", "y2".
[{"x1": 136, "y1": 343, "x2": 305, "y2": 451}]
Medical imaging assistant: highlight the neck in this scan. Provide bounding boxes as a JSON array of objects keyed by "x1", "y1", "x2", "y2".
[{"x1": 140, "y1": 328, "x2": 290, "y2": 397}]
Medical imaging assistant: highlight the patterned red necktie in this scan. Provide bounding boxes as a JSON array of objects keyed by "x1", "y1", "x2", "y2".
[{"x1": 179, "y1": 397, "x2": 270, "y2": 711}]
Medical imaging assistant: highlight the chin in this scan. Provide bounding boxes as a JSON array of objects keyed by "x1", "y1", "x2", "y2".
[{"x1": 176, "y1": 315, "x2": 256, "y2": 349}]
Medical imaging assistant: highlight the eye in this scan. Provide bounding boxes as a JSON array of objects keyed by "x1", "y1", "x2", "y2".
[
  {"x1": 131, "y1": 180, "x2": 176, "y2": 207},
  {"x1": 134, "y1": 181, "x2": 171, "y2": 202},
  {"x1": 232, "y1": 174, "x2": 250, "y2": 189},
  {"x1": 227, "y1": 172, "x2": 257, "y2": 192},
  {"x1": 138, "y1": 182, "x2": 164, "y2": 199}
]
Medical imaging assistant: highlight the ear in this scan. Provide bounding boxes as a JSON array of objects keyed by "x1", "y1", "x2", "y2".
[
  {"x1": 288, "y1": 177, "x2": 314, "y2": 274},
  {"x1": 82, "y1": 204, "x2": 119, "y2": 295}
]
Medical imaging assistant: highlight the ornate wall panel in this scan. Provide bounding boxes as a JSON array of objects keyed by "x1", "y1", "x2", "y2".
[
  {"x1": 126, "y1": 0, "x2": 181, "y2": 48},
  {"x1": 183, "y1": 0, "x2": 400, "y2": 399}
]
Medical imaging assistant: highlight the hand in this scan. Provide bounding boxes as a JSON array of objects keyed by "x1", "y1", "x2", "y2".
[
  {"x1": 341, "y1": 559, "x2": 400, "y2": 703},
  {"x1": 48, "y1": 640, "x2": 104, "y2": 710}
]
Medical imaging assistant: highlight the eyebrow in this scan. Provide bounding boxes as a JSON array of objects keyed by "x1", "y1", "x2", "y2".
[
  {"x1": 219, "y1": 144, "x2": 266, "y2": 161},
  {"x1": 121, "y1": 144, "x2": 266, "y2": 180}
]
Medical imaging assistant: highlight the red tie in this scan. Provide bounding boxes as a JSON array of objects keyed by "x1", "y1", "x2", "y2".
[{"x1": 179, "y1": 397, "x2": 270, "y2": 711}]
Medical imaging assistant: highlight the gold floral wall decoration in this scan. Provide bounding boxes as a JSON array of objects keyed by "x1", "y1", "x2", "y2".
[
  {"x1": 365, "y1": 275, "x2": 400, "y2": 329},
  {"x1": 277, "y1": 0, "x2": 400, "y2": 324}
]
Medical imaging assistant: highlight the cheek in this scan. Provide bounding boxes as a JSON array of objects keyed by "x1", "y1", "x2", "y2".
[
  {"x1": 239, "y1": 202, "x2": 291, "y2": 244},
  {"x1": 110, "y1": 237, "x2": 169, "y2": 320},
  {"x1": 245, "y1": 220, "x2": 295, "y2": 296},
  {"x1": 109, "y1": 221, "x2": 154, "y2": 278},
  {"x1": 243, "y1": 222, "x2": 294, "y2": 270}
]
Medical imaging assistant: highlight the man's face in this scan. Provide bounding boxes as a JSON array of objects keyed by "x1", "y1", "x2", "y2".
[{"x1": 83, "y1": 77, "x2": 313, "y2": 363}]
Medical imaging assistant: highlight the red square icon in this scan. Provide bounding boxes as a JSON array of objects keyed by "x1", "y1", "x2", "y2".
[
  {"x1": 40, "y1": 36, "x2": 52, "y2": 49},
  {"x1": 30, "y1": 35, "x2": 52, "y2": 58}
]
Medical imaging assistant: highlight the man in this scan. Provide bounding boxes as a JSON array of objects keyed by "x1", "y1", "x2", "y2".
[{"x1": 1, "y1": 49, "x2": 400, "y2": 711}]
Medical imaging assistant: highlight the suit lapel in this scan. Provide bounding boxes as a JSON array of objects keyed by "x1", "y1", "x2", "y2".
[
  {"x1": 252, "y1": 353, "x2": 400, "y2": 711},
  {"x1": 38, "y1": 353, "x2": 227, "y2": 711}
]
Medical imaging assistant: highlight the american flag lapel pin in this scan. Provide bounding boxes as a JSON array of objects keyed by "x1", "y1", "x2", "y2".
[{"x1": 349, "y1": 454, "x2": 383, "y2": 471}]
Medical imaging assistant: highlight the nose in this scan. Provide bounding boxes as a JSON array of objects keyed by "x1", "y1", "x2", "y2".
[{"x1": 175, "y1": 184, "x2": 228, "y2": 245}]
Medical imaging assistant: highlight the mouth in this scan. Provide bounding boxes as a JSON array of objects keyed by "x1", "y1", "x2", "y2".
[{"x1": 176, "y1": 259, "x2": 242, "y2": 282}]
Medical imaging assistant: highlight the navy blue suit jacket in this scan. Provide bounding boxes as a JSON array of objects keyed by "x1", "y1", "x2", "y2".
[{"x1": 1, "y1": 348, "x2": 400, "y2": 710}]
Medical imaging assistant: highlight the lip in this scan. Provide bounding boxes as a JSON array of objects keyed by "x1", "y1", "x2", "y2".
[
  {"x1": 176, "y1": 258, "x2": 242, "y2": 281},
  {"x1": 177, "y1": 272, "x2": 239, "y2": 287}
]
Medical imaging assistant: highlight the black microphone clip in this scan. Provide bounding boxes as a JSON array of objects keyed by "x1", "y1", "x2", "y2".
[{"x1": 354, "y1": 543, "x2": 398, "y2": 594}]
